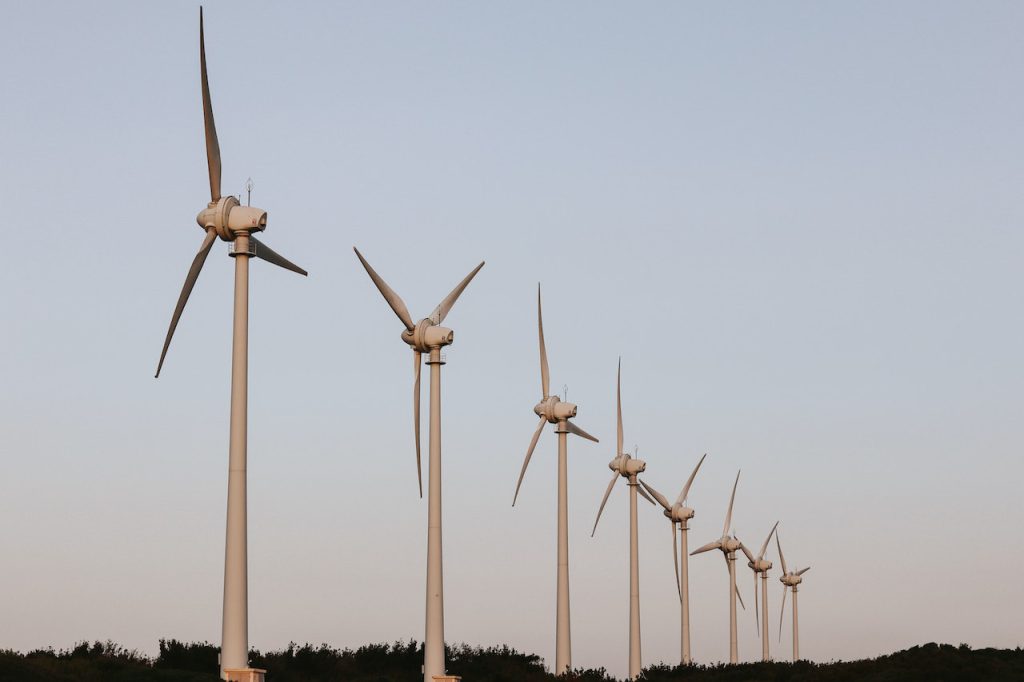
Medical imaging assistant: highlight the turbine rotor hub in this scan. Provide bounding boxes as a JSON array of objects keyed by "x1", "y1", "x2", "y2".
[
  {"x1": 534, "y1": 396, "x2": 577, "y2": 422},
  {"x1": 403, "y1": 319, "x2": 454, "y2": 352},
  {"x1": 667, "y1": 504, "x2": 695, "y2": 522},
  {"x1": 196, "y1": 195, "x2": 267, "y2": 241}
]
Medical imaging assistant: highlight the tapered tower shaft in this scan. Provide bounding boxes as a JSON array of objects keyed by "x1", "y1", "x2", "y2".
[
  {"x1": 424, "y1": 348, "x2": 445, "y2": 682},
  {"x1": 628, "y1": 480, "x2": 641, "y2": 679},
  {"x1": 221, "y1": 234, "x2": 250, "y2": 678},
  {"x1": 792, "y1": 588, "x2": 799, "y2": 661},
  {"x1": 555, "y1": 422, "x2": 571, "y2": 674},
  {"x1": 727, "y1": 554, "x2": 737, "y2": 664},
  {"x1": 761, "y1": 573, "x2": 770, "y2": 661},
  {"x1": 680, "y1": 526, "x2": 691, "y2": 664}
]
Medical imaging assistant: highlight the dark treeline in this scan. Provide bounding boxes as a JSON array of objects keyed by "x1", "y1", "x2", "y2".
[{"x1": 0, "y1": 640, "x2": 1022, "y2": 681}]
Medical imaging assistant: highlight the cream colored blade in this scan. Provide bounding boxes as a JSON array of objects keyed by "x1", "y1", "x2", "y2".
[
  {"x1": 591, "y1": 471, "x2": 620, "y2": 536},
  {"x1": 413, "y1": 350, "x2": 422, "y2": 498},
  {"x1": 637, "y1": 483, "x2": 656, "y2": 506},
  {"x1": 672, "y1": 521, "x2": 681, "y2": 601},
  {"x1": 797, "y1": 566, "x2": 811, "y2": 576},
  {"x1": 676, "y1": 452, "x2": 707, "y2": 506},
  {"x1": 776, "y1": 532, "x2": 789, "y2": 575},
  {"x1": 537, "y1": 284, "x2": 549, "y2": 399},
  {"x1": 250, "y1": 237, "x2": 308, "y2": 276},
  {"x1": 758, "y1": 521, "x2": 780, "y2": 561},
  {"x1": 155, "y1": 228, "x2": 217, "y2": 378},
  {"x1": 353, "y1": 247, "x2": 415, "y2": 331},
  {"x1": 639, "y1": 479, "x2": 671, "y2": 512},
  {"x1": 779, "y1": 586, "x2": 788, "y2": 642},
  {"x1": 739, "y1": 541, "x2": 754, "y2": 564},
  {"x1": 690, "y1": 540, "x2": 721, "y2": 555},
  {"x1": 429, "y1": 261, "x2": 485, "y2": 325},
  {"x1": 722, "y1": 469, "x2": 741, "y2": 537},
  {"x1": 513, "y1": 417, "x2": 547, "y2": 506},
  {"x1": 199, "y1": 7, "x2": 221, "y2": 202},
  {"x1": 616, "y1": 358, "x2": 623, "y2": 455},
  {"x1": 565, "y1": 421, "x2": 598, "y2": 443},
  {"x1": 736, "y1": 584, "x2": 746, "y2": 611},
  {"x1": 754, "y1": 572, "x2": 760, "y2": 636}
]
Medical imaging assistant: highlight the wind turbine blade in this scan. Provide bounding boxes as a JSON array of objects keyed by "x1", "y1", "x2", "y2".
[
  {"x1": 797, "y1": 566, "x2": 811, "y2": 576},
  {"x1": 413, "y1": 350, "x2": 422, "y2": 498},
  {"x1": 690, "y1": 540, "x2": 721, "y2": 555},
  {"x1": 735, "y1": 584, "x2": 746, "y2": 611},
  {"x1": 722, "y1": 470, "x2": 741, "y2": 538},
  {"x1": 537, "y1": 284, "x2": 549, "y2": 399},
  {"x1": 779, "y1": 586, "x2": 788, "y2": 643},
  {"x1": 676, "y1": 452, "x2": 707, "y2": 506},
  {"x1": 639, "y1": 479, "x2": 671, "y2": 511},
  {"x1": 637, "y1": 483, "x2": 657, "y2": 506},
  {"x1": 353, "y1": 247, "x2": 415, "y2": 331},
  {"x1": 591, "y1": 472, "x2": 619, "y2": 536},
  {"x1": 155, "y1": 228, "x2": 217, "y2": 377},
  {"x1": 754, "y1": 572, "x2": 760, "y2": 636},
  {"x1": 740, "y1": 542, "x2": 755, "y2": 564},
  {"x1": 512, "y1": 417, "x2": 547, "y2": 506},
  {"x1": 616, "y1": 358, "x2": 623, "y2": 455},
  {"x1": 564, "y1": 421, "x2": 599, "y2": 442},
  {"x1": 429, "y1": 261, "x2": 485, "y2": 324},
  {"x1": 250, "y1": 237, "x2": 308, "y2": 276},
  {"x1": 199, "y1": 7, "x2": 221, "y2": 202},
  {"x1": 758, "y1": 521, "x2": 780, "y2": 561},
  {"x1": 672, "y1": 521, "x2": 681, "y2": 601},
  {"x1": 776, "y1": 532, "x2": 789, "y2": 575}
]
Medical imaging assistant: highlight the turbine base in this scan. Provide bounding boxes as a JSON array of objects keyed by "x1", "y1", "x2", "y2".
[{"x1": 224, "y1": 668, "x2": 266, "y2": 682}]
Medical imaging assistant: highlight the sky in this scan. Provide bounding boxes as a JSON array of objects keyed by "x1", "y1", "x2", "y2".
[{"x1": 1, "y1": 0, "x2": 1023, "y2": 677}]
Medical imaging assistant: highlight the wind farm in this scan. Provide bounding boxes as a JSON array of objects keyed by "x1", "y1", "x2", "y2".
[{"x1": 2, "y1": 3, "x2": 1023, "y2": 682}]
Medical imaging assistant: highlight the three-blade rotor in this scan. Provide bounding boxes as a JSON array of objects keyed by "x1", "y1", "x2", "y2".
[
  {"x1": 353, "y1": 247, "x2": 484, "y2": 498},
  {"x1": 512, "y1": 284, "x2": 597, "y2": 506},
  {"x1": 155, "y1": 8, "x2": 306, "y2": 378}
]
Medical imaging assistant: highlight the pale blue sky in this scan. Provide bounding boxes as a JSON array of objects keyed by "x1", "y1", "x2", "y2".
[{"x1": 0, "y1": 1, "x2": 1022, "y2": 677}]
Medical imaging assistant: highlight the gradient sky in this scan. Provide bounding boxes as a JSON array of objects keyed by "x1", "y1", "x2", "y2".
[{"x1": 1, "y1": 1, "x2": 1022, "y2": 677}]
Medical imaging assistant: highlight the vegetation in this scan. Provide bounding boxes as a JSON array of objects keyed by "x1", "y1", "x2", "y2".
[{"x1": 0, "y1": 640, "x2": 1021, "y2": 681}]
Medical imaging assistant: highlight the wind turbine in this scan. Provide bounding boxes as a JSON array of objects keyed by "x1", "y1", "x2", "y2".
[
  {"x1": 155, "y1": 9, "x2": 307, "y2": 681},
  {"x1": 591, "y1": 360, "x2": 657, "y2": 681},
  {"x1": 637, "y1": 453, "x2": 706, "y2": 665},
  {"x1": 512, "y1": 284, "x2": 599, "y2": 676},
  {"x1": 745, "y1": 521, "x2": 779, "y2": 661},
  {"x1": 776, "y1": 532, "x2": 811, "y2": 662},
  {"x1": 353, "y1": 247, "x2": 484, "y2": 682},
  {"x1": 690, "y1": 471, "x2": 749, "y2": 664}
]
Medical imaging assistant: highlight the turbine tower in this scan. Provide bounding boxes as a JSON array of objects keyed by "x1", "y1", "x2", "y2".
[
  {"x1": 745, "y1": 521, "x2": 779, "y2": 661},
  {"x1": 353, "y1": 247, "x2": 484, "y2": 682},
  {"x1": 776, "y1": 532, "x2": 811, "y2": 662},
  {"x1": 512, "y1": 285, "x2": 599, "y2": 676},
  {"x1": 155, "y1": 9, "x2": 307, "y2": 681},
  {"x1": 691, "y1": 471, "x2": 749, "y2": 664},
  {"x1": 591, "y1": 360, "x2": 657, "y2": 681},
  {"x1": 637, "y1": 453, "x2": 706, "y2": 665}
]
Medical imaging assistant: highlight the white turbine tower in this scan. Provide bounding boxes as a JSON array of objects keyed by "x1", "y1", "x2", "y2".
[
  {"x1": 691, "y1": 471, "x2": 749, "y2": 664},
  {"x1": 745, "y1": 521, "x2": 779, "y2": 661},
  {"x1": 591, "y1": 360, "x2": 657, "y2": 681},
  {"x1": 353, "y1": 248, "x2": 484, "y2": 682},
  {"x1": 512, "y1": 285, "x2": 599, "y2": 676},
  {"x1": 155, "y1": 9, "x2": 307, "y2": 681},
  {"x1": 776, "y1": 532, "x2": 811, "y2": 662},
  {"x1": 636, "y1": 453, "x2": 706, "y2": 665}
]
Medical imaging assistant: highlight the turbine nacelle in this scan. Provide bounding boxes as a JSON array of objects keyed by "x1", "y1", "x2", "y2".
[
  {"x1": 749, "y1": 558, "x2": 772, "y2": 572},
  {"x1": 196, "y1": 196, "x2": 268, "y2": 241},
  {"x1": 402, "y1": 320, "x2": 455, "y2": 352},
  {"x1": 664, "y1": 504, "x2": 695, "y2": 523},
  {"x1": 610, "y1": 454, "x2": 646, "y2": 477},
  {"x1": 781, "y1": 573, "x2": 803, "y2": 587},
  {"x1": 534, "y1": 396, "x2": 577, "y2": 422},
  {"x1": 721, "y1": 535, "x2": 743, "y2": 554}
]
